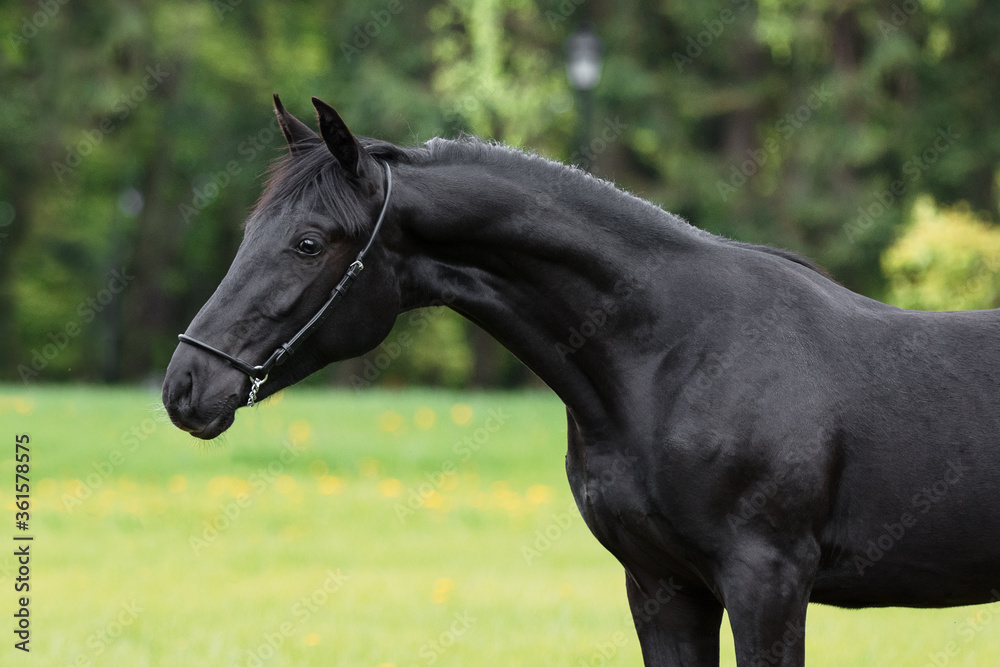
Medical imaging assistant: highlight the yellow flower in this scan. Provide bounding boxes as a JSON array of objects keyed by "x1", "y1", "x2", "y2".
[
  {"x1": 414, "y1": 406, "x2": 436, "y2": 429},
  {"x1": 317, "y1": 476, "x2": 344, "y2": 495},
  {"x1": 280, "y1": 525, "x2": 303, "y2": 541},
  {"x1": 450, "y1": 403, "x2": 473, "y2": 425},
  {"x1": 206, "y1": 476, "x2": 229, "y2": 497},
  {"x1": 424, "y1": 490, "x2": 443, "y2": 509},
  {"x1": 525, "y1": 484, "x2": 553, "y2": 504},
  {"x1": 432, "y1": 577, "x2": 453, "y2": 604},
  {"x1": 275, "y1": 475, "x2": 297, "y2": 494},
  {"x1": 288, "y1": 420, "x2": 311, "y2": 445},
  {"x1": 230, "y1": 478, "x2": 250, "y2": 497},
  {"x1": 379, "y1": 478, "x2": 403, "y2": 498},
  {"x1": 37, "y1": 478, "x2": 57, "y2": 497},
  {"x1": 379, "y1": 411, "x2": 404, "y2": 432}
]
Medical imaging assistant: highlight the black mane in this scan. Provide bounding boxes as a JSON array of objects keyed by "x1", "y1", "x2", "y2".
[{"x1": 258, "y1": 134, "x2": 828, "y2": 277}]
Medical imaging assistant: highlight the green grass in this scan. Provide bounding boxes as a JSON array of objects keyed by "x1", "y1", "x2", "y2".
[{"x1": 0, "y1": 384, "x2": 998, "y2": 666}]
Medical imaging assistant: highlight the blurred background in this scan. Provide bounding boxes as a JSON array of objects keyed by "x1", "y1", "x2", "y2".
[
  {"x1": 6, "y1": 2, "x2": 1000, "y2": 665},
  {"x1": 4, "y1": 0, "x2": 1000, "y2": 389}
]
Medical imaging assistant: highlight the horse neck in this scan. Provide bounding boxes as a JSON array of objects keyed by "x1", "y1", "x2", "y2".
[{"x1": 386, "y1": 153, "x2": 711, "y2": 424}]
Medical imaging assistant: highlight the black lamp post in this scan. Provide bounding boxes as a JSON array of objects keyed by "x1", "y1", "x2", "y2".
[{"x1": 565, "y1": 20, "x2": 603, "y2": 169}]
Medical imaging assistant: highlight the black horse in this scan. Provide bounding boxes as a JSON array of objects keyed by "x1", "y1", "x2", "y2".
[{"x1": 163, "y1": 96, "x2": 1000, "y2": 666}]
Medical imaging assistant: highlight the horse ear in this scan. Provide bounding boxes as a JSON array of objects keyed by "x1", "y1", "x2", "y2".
[
  {"x1": 311, "y1": 97, "x2": 372, "y2": 180},
  {"x1": 273, "y1": 94, "x2": 317, "y2": 153}
]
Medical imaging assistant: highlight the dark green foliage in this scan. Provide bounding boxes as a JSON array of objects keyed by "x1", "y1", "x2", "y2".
[{"x1": 3, "y1": 0, "x2": 999, "y2": 385}]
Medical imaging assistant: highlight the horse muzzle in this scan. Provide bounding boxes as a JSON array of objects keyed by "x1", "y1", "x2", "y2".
[{"x1": 162, "y1": 351, "x2": 244, "y2": 439}]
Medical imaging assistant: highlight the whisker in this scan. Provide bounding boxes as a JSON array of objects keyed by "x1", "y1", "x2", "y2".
[
  {"x1": 148, "y1": 401, "x2": 172, "y2": 423},
  {"x1": 194, "y1": 432, "x2": 229, "y2": 452}
]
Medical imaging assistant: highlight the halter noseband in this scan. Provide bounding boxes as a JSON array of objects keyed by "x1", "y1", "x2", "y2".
[{"x1": 177, "y1": 160, "x2": 393, "y2": 407}]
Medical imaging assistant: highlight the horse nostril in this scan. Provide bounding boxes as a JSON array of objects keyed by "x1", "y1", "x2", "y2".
[
  {"x1": 182, "y1": 370, "x2": 195, "y2": 400},
  {"x1": 162, "y1": 367, "x2": 195, "y2": 417}
]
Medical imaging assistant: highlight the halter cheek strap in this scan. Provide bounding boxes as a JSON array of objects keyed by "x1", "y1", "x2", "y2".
[{"x1": 177, "y1": 160, "x2": 393, "y2": 407}]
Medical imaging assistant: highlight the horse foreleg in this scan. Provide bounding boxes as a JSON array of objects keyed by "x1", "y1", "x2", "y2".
[
  {"x1": 718, "y1": 540, "x2": 819, "y2": 667},
  {"x1": 626, "y1": 571, "x2": 724, "y2": 666}
]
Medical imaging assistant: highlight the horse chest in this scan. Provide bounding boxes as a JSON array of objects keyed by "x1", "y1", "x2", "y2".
[{"x1": 565, "y1": 434, "x2": 651, "y2": 552}]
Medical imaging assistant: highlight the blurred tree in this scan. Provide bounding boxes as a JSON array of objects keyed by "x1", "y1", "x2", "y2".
[{"x1": 4, "y1": 0, "x2": 1000, "y2": 386}]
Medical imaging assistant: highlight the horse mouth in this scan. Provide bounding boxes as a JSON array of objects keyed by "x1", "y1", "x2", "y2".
[
  {"x1": 164, "y1": 394, "x2": 240, "y2": 440},
  {"x1": 184, "y1": 410, "x2": 237, "y2": 440}
]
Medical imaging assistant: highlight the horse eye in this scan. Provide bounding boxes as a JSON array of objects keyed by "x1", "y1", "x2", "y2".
[{"x1": 295, "y1": 238, "x2": 323, "y2": 256}]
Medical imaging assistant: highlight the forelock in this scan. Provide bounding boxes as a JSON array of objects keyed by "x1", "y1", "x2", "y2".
[{"x1": 247, "y1": 141, "x2": 370, "y2": 235}]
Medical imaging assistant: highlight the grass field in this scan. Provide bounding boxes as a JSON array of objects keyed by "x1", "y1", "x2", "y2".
[{"x1": 0, "y1": 384, "x2": 998, "y2": 666}]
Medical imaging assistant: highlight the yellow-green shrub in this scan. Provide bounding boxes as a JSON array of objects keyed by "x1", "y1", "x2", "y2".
[{"x1": 882, "y1": 196, "x2": 1000, "y2": 311}]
